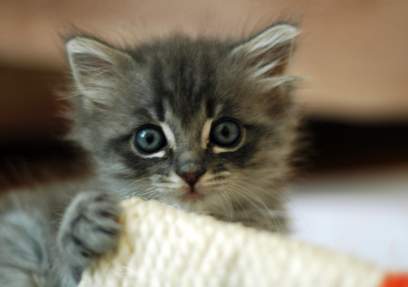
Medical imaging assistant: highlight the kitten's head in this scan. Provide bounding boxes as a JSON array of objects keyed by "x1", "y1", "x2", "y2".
[{"x1": 65, "y1": 24, "x2": 299, "y2": 226}]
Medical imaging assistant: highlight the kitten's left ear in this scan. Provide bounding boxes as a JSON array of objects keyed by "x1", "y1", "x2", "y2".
[
  {"x1": 232, "y1": 23, "x2": 299, "y2": 84},
  {"x1": 65, "y1": 36, "x2": 133, "y2": 107}
]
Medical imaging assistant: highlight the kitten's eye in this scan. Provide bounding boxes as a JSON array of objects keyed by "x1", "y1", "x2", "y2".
[
  {"x1": 133, "y1": 125, "x2": 167, "y2": 154},
  {"x1": 210, "y1": 118, "x2": 242, "y2": 148}
]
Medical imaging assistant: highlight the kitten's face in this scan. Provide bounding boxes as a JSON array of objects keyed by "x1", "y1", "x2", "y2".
[{"x1": 66, "y1": 24, "x2": 299, "y2": 222}]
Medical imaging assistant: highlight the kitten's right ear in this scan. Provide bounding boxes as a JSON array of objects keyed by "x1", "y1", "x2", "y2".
[
  {"x1": 231, "y1": 23, "x2": 299, "y2": 88},
  {"x1": 65, "y1": 36, "x2": 133, "y2": 107}
]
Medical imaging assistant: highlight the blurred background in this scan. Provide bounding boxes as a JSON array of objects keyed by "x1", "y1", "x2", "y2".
[{"x1": 0, "y1": 0, "x2": 407, "y2": 269}]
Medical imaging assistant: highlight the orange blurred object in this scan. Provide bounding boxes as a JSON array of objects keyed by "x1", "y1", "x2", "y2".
[{"x1": 382, "y1": 274, "x2": 408, "y2": 287}]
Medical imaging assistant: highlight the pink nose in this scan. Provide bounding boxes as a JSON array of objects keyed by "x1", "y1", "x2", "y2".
[{"x1": 179, "y1": 172, "x2": 202, "y2": 186}]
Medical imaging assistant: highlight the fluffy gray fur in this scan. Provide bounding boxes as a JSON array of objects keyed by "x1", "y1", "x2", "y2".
[{"x1": 0, "y1": 23, "x2": 299, "y2": 287}]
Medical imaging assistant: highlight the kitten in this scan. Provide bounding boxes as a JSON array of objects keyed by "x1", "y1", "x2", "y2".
[{"x1": 0, "y1": 23, "x2": 299, "y2": 286}]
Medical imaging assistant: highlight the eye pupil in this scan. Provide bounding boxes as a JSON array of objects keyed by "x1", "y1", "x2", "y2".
[
  {"x1": 146, "y1": 133, "x2": 155, "y2": 144},
  {"x1": 221, "y1": 126, "x2": 230, "y2": 138}
]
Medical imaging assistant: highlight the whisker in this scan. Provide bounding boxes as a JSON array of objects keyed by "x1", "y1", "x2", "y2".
[{"x1": 222, "y1": 179, "x2": 286, "y2": 231}]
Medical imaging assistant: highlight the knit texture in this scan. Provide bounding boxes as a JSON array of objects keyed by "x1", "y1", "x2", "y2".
[{"x1": 79, "y1": 198, "x2": 384, "y2": 287}]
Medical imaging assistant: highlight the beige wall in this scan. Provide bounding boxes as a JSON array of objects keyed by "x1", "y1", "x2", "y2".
[{"x1": 0, "y1": 0, "x2": 408, "y2": 123}]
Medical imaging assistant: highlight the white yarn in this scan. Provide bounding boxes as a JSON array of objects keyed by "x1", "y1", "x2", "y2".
[{"x1": 79, "y1": 198, "x2": 384, "y2": 287}]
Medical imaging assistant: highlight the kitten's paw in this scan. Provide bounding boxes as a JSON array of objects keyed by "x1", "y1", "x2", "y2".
[{"x1": 57, "y1": 192, "x2": 121, "y2": 270}]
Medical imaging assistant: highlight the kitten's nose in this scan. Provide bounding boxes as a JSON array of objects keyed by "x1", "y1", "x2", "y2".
[
  {"x1": 179, "y1": 171, "x2": 203, "y2": 186},
  {"x1": 176, "y1": 152, "x2": 206, "y2": 187},
  {"x1": 176, "y1": 165, "x2": 206, "y2": 187}
]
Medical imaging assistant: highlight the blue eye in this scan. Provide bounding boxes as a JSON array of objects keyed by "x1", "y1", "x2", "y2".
[
  {"x1": 210, "y1": 118, "x2": 242, "y2": 148},
  {"x1": 133, "y1": 125, "x2": 167, "y2": 154}
]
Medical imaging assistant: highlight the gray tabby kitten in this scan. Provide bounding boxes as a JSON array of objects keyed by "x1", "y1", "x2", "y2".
[{"x1": 0, "y1": 23, "x2": 299, "y2": 287}]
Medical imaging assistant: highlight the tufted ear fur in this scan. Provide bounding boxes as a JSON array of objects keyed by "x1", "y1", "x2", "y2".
[
  {"x1": 65, "y1": 36, "x2": 134, "y2": 108},
  {"x1": 232, "y1": 24, "x2": 299, "y2": 89}
]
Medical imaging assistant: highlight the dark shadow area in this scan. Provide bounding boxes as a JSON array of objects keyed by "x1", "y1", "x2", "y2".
[
  {"x1": 0, "y1": 139, "x2": 91, "y2": 192},
  {"x1": 299, "y1": 119, "x2": 408, "y2": 175}
]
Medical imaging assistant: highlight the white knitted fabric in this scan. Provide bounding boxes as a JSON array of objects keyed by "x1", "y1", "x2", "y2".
[{"x1": 79, "y1": 198, "x2": 385, "y2": 287}]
